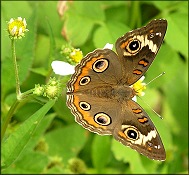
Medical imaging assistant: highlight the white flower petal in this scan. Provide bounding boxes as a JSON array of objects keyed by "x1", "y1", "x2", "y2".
[
  {"x1": 51, "y1": 61, "x2": 75, "y2": 76},
  {"x1": 103, "y1": 43, "x2": 113, "y2": 50},
  {"x1": 18, "y1": 27, "x2": 23, "y2": 35},
  {"x1": 70, "y1": 51, "x2": 76, "y2": 56},
  {"x1": 11, "y1": 26, "x2": 17, "y2": 35},
  {"x1": 142, "y1": 83, "x2": 146, "y2": 86},
  {"x1": 9, "y1": 18, "x2": 14, "y2": 24},
  {"x1": 18, "y1": 17, "x2": 22, "y2": 21},
  {"x1": 139, "y1": 76, "x2": 145, "y2": 81},
  {"x1": 23, "y1": 18, "x2": 27, "y2": 26},
  {"x1": 132, "y1": 95, "x2": 137, "y2": 102}
]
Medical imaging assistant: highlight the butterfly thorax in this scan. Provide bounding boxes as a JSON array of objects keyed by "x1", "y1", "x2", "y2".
[{"x1": 110, "y1": 85, "x2": 135, "y2": 101}]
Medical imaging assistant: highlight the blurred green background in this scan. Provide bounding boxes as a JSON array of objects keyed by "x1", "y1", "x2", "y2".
[{"x1": 1, "y1": 1, "x2": 188, "y2": 174}]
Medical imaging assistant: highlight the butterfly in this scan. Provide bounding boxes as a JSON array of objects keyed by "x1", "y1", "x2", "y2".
[{"x1": 67, "y1": 19, "x2": 167, "y2": 160}]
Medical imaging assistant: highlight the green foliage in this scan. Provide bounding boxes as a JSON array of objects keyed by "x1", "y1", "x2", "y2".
[
  {"x1": 2, "y1": 101, "x2": 55, "y2": 169},
  {"x1": 1, "y1": 1, "x2": 188, "y2": 174}
]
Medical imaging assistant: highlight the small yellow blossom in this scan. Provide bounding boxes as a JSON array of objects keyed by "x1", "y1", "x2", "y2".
[
  {"x1": 132, "y1": 76, "x2": 146, "y2": 97},
  {"x1": 7, "y1": 17, "x2": 29, "y2": 39},
  {"x1": 69, "y1": 48, "x2": 83, "y2": 63},
  {"x1": 60, "y1": 44, "x2": 83, "y2": 64}
]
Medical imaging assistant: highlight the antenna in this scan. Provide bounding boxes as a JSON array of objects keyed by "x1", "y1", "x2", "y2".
[
  {"x1": 135, "y1": 72, "x2": 165, "y2": 93},
  {"x1": 145, "y1": 72, "x2": 165, "y2": 86},
  {"x1": 137, "y1": 95, "x2": 163, "y2": 119},
  {"x1": 135, "y1": 72, "x2": 166, "y2": 119}
]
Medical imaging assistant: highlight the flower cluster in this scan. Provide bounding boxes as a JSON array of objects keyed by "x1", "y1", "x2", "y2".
[
  {"x1": 60, "y1": 44, "x2": 83, "y2": 65},
  {"x1": 51, "y1": 44, "x2": 83, "y2": 76},
  {"x1": 33, "y1": 77, "x2": 62, "y2": 100}
]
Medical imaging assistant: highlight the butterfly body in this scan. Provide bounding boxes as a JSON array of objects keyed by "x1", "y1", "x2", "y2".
[{"x1": 67, "y1": 19, "x2": 167, "y2": 160}]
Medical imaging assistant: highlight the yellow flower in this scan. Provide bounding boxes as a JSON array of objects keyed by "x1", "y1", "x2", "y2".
[
  {"x1": 69, "y1": 48, "x2": 83, "y2": 63},
  {"x1": 131, "y1": 76, "x2": 146, "y2": 101},
  {"x1": 7, "y1": 17, "x2": 29, "y2": 39},
  {"x1": 60, "y1": 44, "x2": 83, "y2": 64}
]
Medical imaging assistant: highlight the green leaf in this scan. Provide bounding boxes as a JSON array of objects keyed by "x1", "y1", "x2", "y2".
[
  {"x1": 93, "y1": 21, "x2": 130, "y2": 48},
  {"x1": 150, "y1": 1, "x2": 176, "y2": 11},
  {"x1": 165, "y1": 11, "x2": 188, "y2": 58},
  {"x1": 30, "y1": 67, "x2": 48, "y2": 77},
  {"x1": 37, "y1": 1, "x2": 62, "y2": 38},
  {"x1": 104, "y1": 2, "x2": 130, "y2": 24},
  {"x1": 64, "y1": 15, "x2": 94, "y2": 46},
  {"x1": 33, "y1": 34, "x2": 50, "y2": 67},
  {"x1": 45, "y1": 17, "x2": 57, "y2": 69},
  {"x1": 53, "y1": 94, "x2": 75, "y2": 124},
  {"x1": 112, "y1": 140, "x2": 147, "y2": 174},
  {"x1": 164, "y1": 60, "x2": 188, "y2": 146},
  {"x1": 44, "y1": 124, "x2": 87, "y2": 164},
  {"x1": 21, "y1": 113, "x2": 56, "y2": 152},
  {"x1": 1, "y1": 100, "x2": 55, "y2": 169},
  {"x1": 64, "y1": 2, "x2": 105, "y2": 46},
  {"x1": 2, "y1": 113, "x2": 55, "y2": 173},
  {"x1": 91, "y1": 135, "x2": 111, "y2": 173},
  {"x1": 2, "y1": 151, "x2": 49, "y2": 174},
  {"x1": 145, "y1": 43, "x2": 181, "y2": 89}
]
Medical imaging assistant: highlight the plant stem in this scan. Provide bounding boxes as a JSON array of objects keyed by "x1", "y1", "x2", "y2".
[
  {"x1": 12, "y1": 39, "x2": 21, "y2": 98},
  {"x1": 2, "y1": 39, "x2": 36, "y2": 140}
]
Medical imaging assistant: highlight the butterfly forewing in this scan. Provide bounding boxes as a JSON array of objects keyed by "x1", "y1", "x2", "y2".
[{"x1": 115, "y1": 19, "x2": 167, "y2": 85}]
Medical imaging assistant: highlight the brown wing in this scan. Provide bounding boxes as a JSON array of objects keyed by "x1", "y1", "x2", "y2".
[
  {"x1": 113, "y1": 100, "x2": 166, "y2": 161},
  {"x1": 115, "y1": 19, "x2": 167, "y2": 85},
  {"x1": 67, "y1": 93, "x2": 122, "y2": 135},
  {"x1": 67, "y1": 49, "x2": 123, "y2": 94}
]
